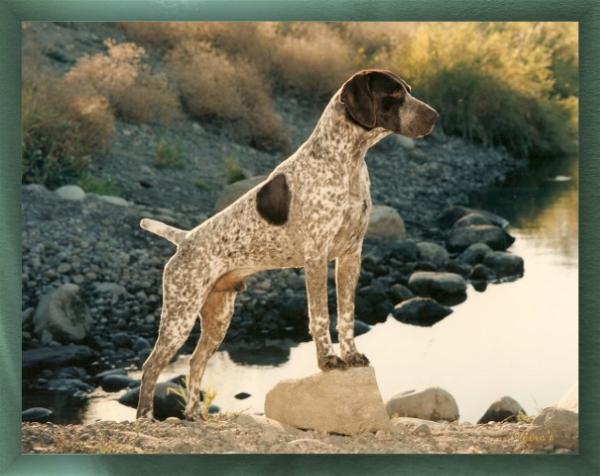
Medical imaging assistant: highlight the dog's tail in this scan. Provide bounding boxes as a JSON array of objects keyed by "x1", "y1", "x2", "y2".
[{"x1": 140, "y1": 218, "x2": 187, "y2": 245}]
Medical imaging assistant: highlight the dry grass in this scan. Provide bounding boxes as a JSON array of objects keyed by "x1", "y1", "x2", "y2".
[
  {"x1": 22, "y1": 58, "x2": 114, "y2": 186},
  {"x1": 66, "y1": 39, "x2": 181, "y2": 125},
  {"x1": 165, "y1": 40, "x2": 289, "y2": 151}
]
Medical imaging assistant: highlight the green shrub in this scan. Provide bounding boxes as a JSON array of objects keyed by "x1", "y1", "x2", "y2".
[
  {"x1": 153, "y1": 141, "x2": 185, "y2": 168},
  {"x1": 223, "y1": 153, "x2": 246, "y2": 184},
  {"x1": 78, "y1": 174, "x2": 119, "y2": 195},
  {"x1": 193, "y1": 178, "x2": 212, "y2": 190},
  {"x1": 388, "y1": 22, "x2": 578, "y2": 159}
]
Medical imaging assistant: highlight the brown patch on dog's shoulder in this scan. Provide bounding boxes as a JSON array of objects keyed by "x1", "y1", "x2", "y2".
[{"x1": 256, "y1": 173, "x2": 290, "y2": 225}]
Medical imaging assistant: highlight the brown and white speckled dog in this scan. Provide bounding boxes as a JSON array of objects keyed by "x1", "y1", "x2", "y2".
[{"x1": 137, "y1": 69, "x2": 438, "y2": 420}]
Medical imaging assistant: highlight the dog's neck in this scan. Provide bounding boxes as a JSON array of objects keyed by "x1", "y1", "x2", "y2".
[{"x1": 305, "y1": 90, "x2": 391, "y2": 161}]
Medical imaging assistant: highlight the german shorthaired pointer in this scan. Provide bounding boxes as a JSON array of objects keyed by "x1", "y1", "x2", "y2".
[{"x1": 137, "y1": 69, "x2": 438, "y2": 420}]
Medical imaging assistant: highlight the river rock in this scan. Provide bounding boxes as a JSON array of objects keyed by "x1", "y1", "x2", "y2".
[
  {"x1": 54, "y1": 185, "x2": 85, "y2": 201},
  {"x1": 46, "y1": 377, "x2": 94, "y2": 394},
  {"x1": 389, "y1": 283, "x2": 414, "y2": 303},
  {"x1": 483, "y1": 251, "x2": 524, "y2": 278},
  {"x1": 366, "y1": 205, "x2": 406, "y2": 242},
  {"x1": 447, "y1": 225, "x2": 515, "y2": 252},
  {"x1": 478, "y1": 396, "x2": 527, "y2": 423},
  {"x1": 99, "y1": 195, "x2": 129, "y2": 207},
  {"x1": 525, "y1": 407, "x2": 579, "y2": 450},
  {"x1": 387, "y1": 239, "x2": 419, "y2": 262},
  {"x1": 22, "y1": 407, "x2": 53, "y2": 423},
  {"x1": 385, "y1": 387, "x2": 459, "y2": 422},
  {"x1": 118, "y1": 375, "x2": 203, "y2": 420},
  {"x1": 22, "y1": 345, "x2": 97, "y2": 372},
  {"x1": 554, "y1": 383, "x2": 578, "y2": 413},
  {"x1": 265, "y1": 367, "x2": 390, "y2": 435},
  {"x1": 438, "y1": 205, "x2": 509, "y2": 229},
  {"x1": 33, "y1": 284, "x2": 92, "y2": 343},
  {"x1": 459, "y1": 243, "x2": 493, "y2": 265},
  {"x1": 391, "y1": 297, "x2": 453, "y2": 327},
  {"x1": 416, "y1": 242, "x2": 449, "y2": 268},
  {"x1": 445, "y1": 259, "x2": 472, "y2": 277},
  {"x1": 408, "y1": 271, "x2": 466, "y2": 297},
  {"x1": 100, "y1": 374, "x2": 140, "y2": 392},
  {"x1": 470, "y1": 264, "x2": 496, "y2": 281},
  {"x1": 453, "y1": 212, "x2": 493, "y2": 228},
  {"x1": 214, "y1": 175, "x2": 266, "y2": 212}
]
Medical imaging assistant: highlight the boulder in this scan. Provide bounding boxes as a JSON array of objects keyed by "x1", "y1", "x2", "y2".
[
  {"x1": 447, "y1": 225, "x2": 515, "y2": 252},
  {"x1": 478, "y1": 396, "x2": 526, "y2": 423},
  {"x1": 264, "y1": 367, "x2": 390, "y2": 435},
  {"x1": 366, "y1": 205, "x2": 406, "y2": 243},
  {"x1": 33, "y1": 284, "x2": 92, "y2": 343},
  {"x1": 408, "y1": 271, "x2": 467, "y2": 297},
  {"x1": 214, "y1": 175, "x2": 266, "y2": 212},
  {"x1": 416, "y1": 242, "x2": 449, "y2": 268},
  {"x1": 391, "y1": 297, "x2": 453, "y2": 327},
  {"x1": 54, "y1": 185, "x2": 85, "y2": 201},
  {"x1": 483, "y1": 252, "x2": 524, "y2": 278},
  {"x1": 385, "y1": 387, "x2": 459, "y2": 422},
  {"x1": 458, "y1": 243, "x2": 493, "y2": 265},
  {"x1": 22, "y1": 407, "x2": 53, "y2": 423},
  {"x1": 22, "y1": 345, "x2": 97, "y2": 372},
  {"x1": 525, "y1": 407, "x2": 578, "y2": 450},
  {"x1": 554, "y1": 383, "x2": 578, "y2": 413}
]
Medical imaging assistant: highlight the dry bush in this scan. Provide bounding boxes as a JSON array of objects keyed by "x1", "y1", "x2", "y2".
[
  {"x1": 66, "y1": 39, "x2": 180, "y2": 125},
  {"x1": 166, "y1": 40, "x2": 289, "y2": 151},
  {"x1": 266, "y1": 23, "x2": 358, "y2": 95},
  {"x1": 22, "y1": 59, "x2": 114, "y2": 186}
]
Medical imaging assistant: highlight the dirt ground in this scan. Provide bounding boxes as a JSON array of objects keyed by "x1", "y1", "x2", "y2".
[{"x1": 21, "y1": 413, "x2": 573, "y2": 455}]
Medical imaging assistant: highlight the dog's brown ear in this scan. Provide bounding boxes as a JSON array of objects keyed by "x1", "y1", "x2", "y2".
[
  {"x1": 369, "y1": 70, "x2": 405, "y2": 133},
  {"x1": 341, "y1": 72, "x2": 376, "y2": 129}
]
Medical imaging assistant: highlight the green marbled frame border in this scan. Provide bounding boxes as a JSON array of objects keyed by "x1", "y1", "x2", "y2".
[{"x1": 1, "y1": 1, "x2": 598, "y2": 474}]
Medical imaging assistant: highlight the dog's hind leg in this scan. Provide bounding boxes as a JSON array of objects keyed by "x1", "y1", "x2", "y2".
[
  {"x1": 136, "y1": 254, "x2": 217, "y2": 419},
  {"x1": 184, "y1": 287, "x2": 237, "y2": 421}
]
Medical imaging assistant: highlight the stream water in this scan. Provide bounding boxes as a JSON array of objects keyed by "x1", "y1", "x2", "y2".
[{"x1": 36, "y1": 156, "x2": 579, "y2": 425}]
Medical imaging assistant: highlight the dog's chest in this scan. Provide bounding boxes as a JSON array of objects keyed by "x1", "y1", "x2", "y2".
[{"x1": 329, "y1": 162, "x2": 372, "y2": 255}]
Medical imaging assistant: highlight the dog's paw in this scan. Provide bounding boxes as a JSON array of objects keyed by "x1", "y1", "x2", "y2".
[
  {"x1": 318, "y1": 354, "x2": 348, "y2": 371},
  {"x1": 343, "y1": 352, "x2": 370, "y2": 367}
]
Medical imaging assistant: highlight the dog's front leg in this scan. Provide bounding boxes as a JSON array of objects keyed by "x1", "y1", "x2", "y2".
[
  {"x1": 336, "y1": 251, "x2": 370, "y2": 367},
  {"x1": 304, "y1": 254, "x2": 347, "y2": 371}
]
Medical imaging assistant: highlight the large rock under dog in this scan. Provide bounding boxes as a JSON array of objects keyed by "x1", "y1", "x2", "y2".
[{"x1": 264, "y1": 367, "x2": 390, "y2": 435}]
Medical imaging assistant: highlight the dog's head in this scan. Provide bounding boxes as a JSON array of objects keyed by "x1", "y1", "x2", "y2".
[{"x1": 341, "y1": 69, "x2": 438, "y2": 139}]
